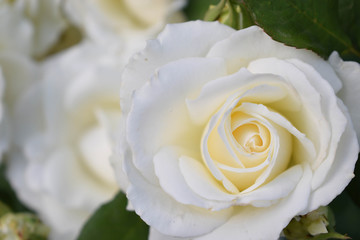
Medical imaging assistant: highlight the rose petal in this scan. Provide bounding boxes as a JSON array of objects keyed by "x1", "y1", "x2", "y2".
[
  {"x1": 305, "y1": 101, "x2": 359, "y2": 213},
  {"x1": 124, "y1": 155, "x2": 234, "y2": 238},
  {"x1": 120, "y1": 21, "x2": 235, "y2": 113},
  {"x1": 206, "y1": 26, "x2": 342, "y2": 92},
  {"x1": 186, "y1": 69, "x2": 299, "y2": 126},
  {"x1": 247, "y1": 58, "x2": 323, "y2": 163},
  {"x1": 287, "y1": 59, "x2": 348, "y2": 189},
  {"x1": 154, "y1": 146, "x2": 232, "y2": 210},
  {"x1": 179, "y1": 155, "x2": 236, "y2": 203},
  {"x1": 235, "y1": 165, "x2": 302, "y2": 207},
  {"x1": 127, "y1": 57, "x2": 227, "y2": 183},
  {"x1": 78, "y1": 124, "x2": 117, "y2": 187},
  {"x1": 196, "y1": 164, "x2": 312, "y2": 240},
  {"x1": 42, "y1": 147, "x2": 116, "y2": 211},
  {"x1": 329, "y1": 51, "x2": 360, "y2": 140},
  {"x1": 149, "y1": 228, "x2": 191, "y2": 240}
]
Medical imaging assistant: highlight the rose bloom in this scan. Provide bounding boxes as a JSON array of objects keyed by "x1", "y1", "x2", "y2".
[
  {"x1": 6, "y1": 41, "x2": 126, "y2": 240},
  {"x1": 117, "y1": 21, "x2": 360, "y2": 239},
  {"x1": 0, "y1": 0, "x2": 66, "y2": 57}
]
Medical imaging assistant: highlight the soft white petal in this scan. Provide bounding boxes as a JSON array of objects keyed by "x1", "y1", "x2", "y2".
[
  {"x1": 13, "y1": 81, "x2": 45, "y2": 147},
  {"x1": 179, "y1": 155, "x2": 236, "y2": 203},
  {"x1": 78, "y1": 125, "x2": 117, "y2": 187},
  {"x1": 329, "y1": 51, "x2": 360, "y2": 140},
  {"x1": 42, "y1": 147, "x2": 117, "y2": 212},
  {"x1": 287, "y1": 59, "x2": 348, "y2": 189},
  {"x1": 186, "y1": 69, "x2": 299, "y2": 126},
  {"x1": 65, "y1": 65, "x2": 121, "y2": 114},
  {"x1": 247, "y1": 58, "x2": 326, "y2": 164},
  {"x1": 305, "y1": 101, "x2": 359, "y2": 213},
  {"x1": 154, "y1": 146, "x2": 232, "y2": 210},
  {"x1": 237, "y1": 102, "x2": 316, "y2": 160},
  {"x1": 236, "y1": 165, "x2": 302, "y2": 207},
  {"x1": 127, "y1": 57, "x2": 227, "y2": 183},
  {"x1": 206, "y1": 26, "x2": 342, "y2": 92},
  {"x1": 120, "y1": 20, "x2": 235, "y2": 113},
  {"x1": 0, "y1": 3, "x2": 33, "y2": 55},
  {"x1": 124, "y1": 155, "x2": 234, "y2": 238},
  {"x1": 149, "y1": 228, "x2": 191, "y2": 240},
  {"x1": 0, "y1": 53, "x2": 39, "y2": 109},
  {"x1": 196, "y1": 164, "x2": 312, "y2": 240}
]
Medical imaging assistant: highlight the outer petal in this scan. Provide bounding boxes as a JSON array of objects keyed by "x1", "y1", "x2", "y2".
[
  {"x1": 196, "y1": 164, "x2": 312, "y2": 240},
  {"x1": 149, "y1": 228, "x2": 191, "y2": 240},
  {"x1": 329, "y1": 51, "x2": 360, "y2": 140},
  {"x1": 286, "y1": 59, "x2": 348, "y2": 190},
  {"x1": 207, "y1": 26, "x2": 342, "y2": 92},
  {"x1": 305, "y1": 101, "x2": 359, "y2": 213},
  {"x1": 120, "y1": 21, "x2": 235, "y2": 113},
  {"x1": 124, "y1": 154, "x2": 234, "y2": 238}
]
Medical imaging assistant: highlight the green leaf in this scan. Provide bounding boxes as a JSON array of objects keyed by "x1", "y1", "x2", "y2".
[
  {"x1": 311, "y1": 232, "x2": 350, "y2": 240},
  {"x1": 76, "y1": 191, "x2": 149, "y2": 240},
  {"x1": 238, "y1": 0, "x2": 360, "y2": 61},
  {"x1": 338, "y1": 0, "x2": 360, "y2": 52},
  {"x1": 237, "y1": 2, "x2": 255, "y2": 29}
]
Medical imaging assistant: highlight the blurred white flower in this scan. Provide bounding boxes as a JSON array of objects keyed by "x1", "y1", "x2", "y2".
[
  {"x1": 0, "y1": 0, "x2": 67, "y2": 57},
  {"x1": 64, "y1": 0, "x2": 186, "y2": 51},
  {"x1": 6, "y1": 41, "x2": 125, "y2": 240}
]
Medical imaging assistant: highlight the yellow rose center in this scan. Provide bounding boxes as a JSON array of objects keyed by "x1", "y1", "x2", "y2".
[{"x1": 202, "y1": 101, "x2": 292, "y2": 194}]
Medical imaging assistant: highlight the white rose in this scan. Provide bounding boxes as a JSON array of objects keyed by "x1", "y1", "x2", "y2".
[
  {"x1": 117, "y1": 21, "x2": 360, "y2": 240},
  {"x1": 6, "y1": 41, "x2": 124, "y2": 240},
  {"x1": 64, "y1": 0, "x2": 186, "y2": 50},
  {"x1": 0, "y1": 0, "x2": 66, "y2": 57}
]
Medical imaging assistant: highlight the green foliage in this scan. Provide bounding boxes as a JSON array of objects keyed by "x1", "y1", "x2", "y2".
[
  {"x1": 77, "y1": 191, "x2": 149, "y2": 240},
  {"x1": 346, "y1": 154, "x2": 360, "y2": 207},
  {"x1": 330, "y1": 191, "x2": 360, "y2": 239},
  {"x1": 231, "y1": 0, "x2": 360, "y2": 61},
  {"x1": 283, "y1": 207, "x2": 349, "y2": 240}
]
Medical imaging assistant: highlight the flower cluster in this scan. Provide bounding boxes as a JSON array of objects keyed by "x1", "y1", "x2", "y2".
[{"x1": 0, "y1": 1, "x2": 359, "y2": 240}]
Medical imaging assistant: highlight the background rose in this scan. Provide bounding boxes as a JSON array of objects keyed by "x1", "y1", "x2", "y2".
[
  {"x1": 117, "y1": 21, "x2": 360, "y2": 239},
  {"x1": 64, "y1": 0, "x2": 186, "y2": 50},
  {"x1": 6, "y1": 41, "x2": 124, "y2": 240},
  {"x1": 0, "y1": 0, "x2": 67, "y2": 57}
]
